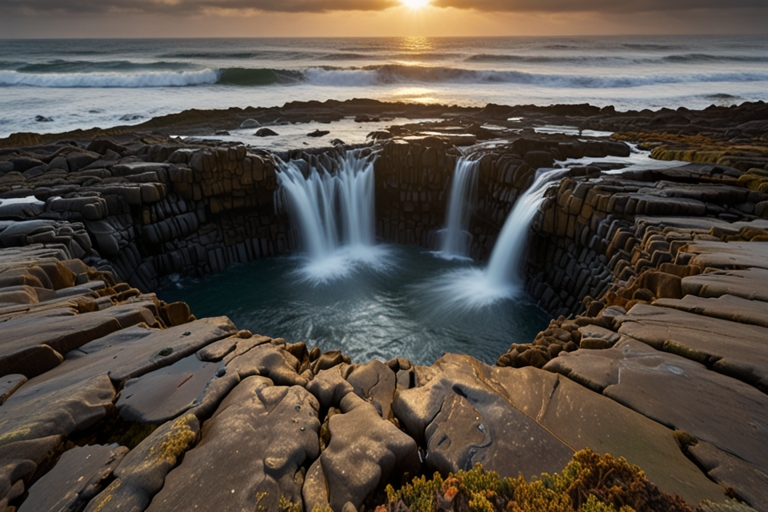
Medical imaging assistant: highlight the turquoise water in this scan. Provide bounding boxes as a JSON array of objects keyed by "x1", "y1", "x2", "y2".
[{"x1": 159, "y1": 244, "x2": 550, "y2": 366}]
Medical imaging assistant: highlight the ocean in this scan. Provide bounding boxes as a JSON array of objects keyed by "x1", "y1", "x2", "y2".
[{"x1": 1, "y1": 35, "x2": 768, "y2": 138}]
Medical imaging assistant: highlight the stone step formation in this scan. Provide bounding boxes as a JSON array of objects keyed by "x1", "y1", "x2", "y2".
[{"x1": 1, "y1": 103, "x2": 768, "y2": 511}]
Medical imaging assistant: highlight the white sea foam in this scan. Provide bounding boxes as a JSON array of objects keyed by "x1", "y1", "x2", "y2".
[{"x1": 0, "y1": 69, "x2": 220, "y2": 88}]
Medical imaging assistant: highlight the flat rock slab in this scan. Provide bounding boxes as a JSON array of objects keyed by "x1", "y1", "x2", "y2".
[
  {"x1": 19, "y1": 444, "x2": 128, "y2": 512},
  {"x1": 688, "y1": 440, "x2": 768, "y2": 512},
  {"x1": 682, "y1": 268, "x2": 768, "y2": 302},
  {"x1": 117, "y1": 354, "x2": 219, "y2": 424},
  {"x1": 21, "y1": 317, "x2": 236, "y2": 391},
  {"x1": 0, "y1": 310, "x2": 121, "y2": 377},
  {"x1": 685, "y1": 241, "x2": 768, "y2": 270},
  {"x1": 544, "y1": 338, "x2": 768, "y2": 475},
  {"x1": 0, "y1": 374, "x2": 114, "y2": 448},
  {"x1": 320, "y1": 393, "x2": 419, "y2": 510},
  {"x1": 147, "y1": 377, "x2": 320, "y2": 512},
  {"x1": 0, "y1": 435, "x2": 64, "y2": 504},
  {"x1": 0, "y1": 302, "x2": 158, "y2": 378},
  {"x1": 397, "y1": 354, "x2": 724, "y2": 505},
  {"x1": 655, "y1": 294, "x2": 768, "y2": 328},
  {"x1": 619, "y1": 303, "x2": 768, "y2": 390}
]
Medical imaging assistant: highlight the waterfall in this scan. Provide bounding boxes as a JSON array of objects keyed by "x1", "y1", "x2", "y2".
[
  {"x1": 438, "y1": 156, "x2": 480, "y2": 258},
  {"x1": 484, "y1": 168, "x2": 569, "y2": 287},
  {"x1": 276, "y1": 150, "x2": 381, "y2": 282},
  {"x1": 421, "y1": 168, "x2": 567, "y2": 312}
]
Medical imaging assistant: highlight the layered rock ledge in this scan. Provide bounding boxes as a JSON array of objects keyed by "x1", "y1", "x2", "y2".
[{"x1": 1, "y1": 100, "x2": 767, "y2": 511}]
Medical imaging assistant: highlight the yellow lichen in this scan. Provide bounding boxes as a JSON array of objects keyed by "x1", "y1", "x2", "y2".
[
  {"x1": 150, "y1": 414, "x2": 197, "y2": 464},
  {"x1": 88, "y1": 479, "x2": 121, "y2": 512}
]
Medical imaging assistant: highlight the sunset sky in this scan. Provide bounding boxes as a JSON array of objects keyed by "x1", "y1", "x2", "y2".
[{"x1": 1, "y1": 0, "x2": 767, "y2": 37}]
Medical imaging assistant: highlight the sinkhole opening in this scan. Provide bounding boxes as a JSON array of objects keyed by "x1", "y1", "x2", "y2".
[{"x1": 159, "y1": 151, "x2": 564, "y2": 366}]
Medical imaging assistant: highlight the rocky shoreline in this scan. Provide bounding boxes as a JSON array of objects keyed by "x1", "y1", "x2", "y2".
[{"x1": 1, "y1": 100, "x2": 767, "y2": 511}]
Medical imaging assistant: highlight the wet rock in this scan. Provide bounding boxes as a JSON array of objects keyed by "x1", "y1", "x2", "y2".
[
  {"x1": 255, "y1": 128, "x2": 279, "y2": 137},
  {"x1": 34, "y1": 115, "x2": 53, "y2": 123},
  {"x1": 367, "y1": 130, "x2": 392, "y2": 141},
  {"x1": 19, "y1": 444, "x2": 128, "y2": 512},
  {"x1": 85, "y1": 414, "x2": 199, "y2": 512},
  {"x1": 307, "y1": 130, "x2": 330, "y2": 138},
  {"x1": 117, "y1": 354, "x2": 219, "y2": 424},
  {"x1": 146, "y1": 378, "x2": 320, "y2": 512}
]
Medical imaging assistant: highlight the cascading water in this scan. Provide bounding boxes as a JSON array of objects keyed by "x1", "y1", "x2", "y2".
[
  {"x1": 437, "y1": 156, "x2": 480, "y2": 259},
  {"x1": 484, "y1": 169, "x2": 569, "y2": 287},
  {"x1": 422, "y1": 168, "x2": 568, "y2": 312},
  {"x1": 276, "y1": 150, "x2": 384, "y2": 282}
]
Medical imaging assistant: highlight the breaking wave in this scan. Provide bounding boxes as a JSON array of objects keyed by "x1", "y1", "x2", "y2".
[{"x1": 2, "y1": 64, "x2": 768, "y2": 89}]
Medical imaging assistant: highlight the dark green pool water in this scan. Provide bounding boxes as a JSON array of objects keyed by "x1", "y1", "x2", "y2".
[{"x1": 159, "y1": 245, "x2": 550, "y2": 366}]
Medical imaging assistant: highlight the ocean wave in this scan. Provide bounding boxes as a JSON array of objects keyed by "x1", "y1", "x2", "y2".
[
  {"x1": 466, "y1": 54, "x2": 626, "y2": 64},
  {"x1": 15, "y1": 60, "x2": 196, "y2": 73},
  {"x1": 0, "y1": 69, "x2": 219, "y2": 88},
  {"x1": 661, "y1": 53, "x2": 768, "y2": 63},
  {"x1": 2, "y1": 64, "x2": 767, "y2": 89},
  {"x1": 217, "y1": 67, "x2": 304, "y2": 86},
  {"x1": 299, "y1": 65, "x2": 768, "y2": 88}
]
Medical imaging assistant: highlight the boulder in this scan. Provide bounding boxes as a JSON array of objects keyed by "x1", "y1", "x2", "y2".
[
  {"x1": 255, "y1": 128, "x2": 279, "y2": 137},
  {"x1": 346, "y1": 360, "x2": 396, "y2": 419},
  {"x1": 320, "y1": 393, "x2": 419, "y2": 510}
]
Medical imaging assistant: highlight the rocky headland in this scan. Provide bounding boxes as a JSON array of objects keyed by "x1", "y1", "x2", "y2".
[{"x1": 0, "y1": 100, "x2": 767, "y2": 512}]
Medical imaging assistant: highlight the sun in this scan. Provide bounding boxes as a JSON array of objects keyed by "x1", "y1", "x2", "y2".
[{"x1": 399, "y1": 0, "x2": 430, "y2": 8}]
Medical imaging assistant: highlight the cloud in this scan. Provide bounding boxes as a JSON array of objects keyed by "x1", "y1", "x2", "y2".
[
  {"x1": 430, "y1": 0, "x2": 768, "y2": 13},
  {"x1": 0, "y1": 0, "x2": 397, "y2": 15},
  {"x1": 1, "y1": 0, "x2": 765, "y2": 15}
]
